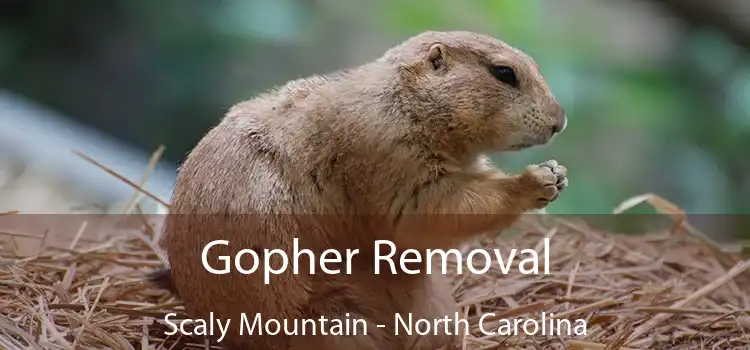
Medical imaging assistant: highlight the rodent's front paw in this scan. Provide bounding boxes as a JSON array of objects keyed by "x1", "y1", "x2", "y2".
[{"x1": 520, "y1": 160, "x2": 568, "y2": 209}]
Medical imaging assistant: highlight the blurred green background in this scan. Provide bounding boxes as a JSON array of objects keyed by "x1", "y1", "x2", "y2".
[{"x1": 0, "y1": 1, "x2": 748, "y2": 222}]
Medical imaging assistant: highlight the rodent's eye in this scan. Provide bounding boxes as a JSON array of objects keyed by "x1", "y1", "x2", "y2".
[{"x1": 489, "y1": 65, "x2": 518, "y2": 87}]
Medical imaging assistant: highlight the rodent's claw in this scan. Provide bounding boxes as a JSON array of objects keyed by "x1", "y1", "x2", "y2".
[
  {"x1": 521, "y1": 159, "x2": 568, "y2": 209},
  {"x1": 539, "y1": 159, "x2": 568, "y2": 191}
]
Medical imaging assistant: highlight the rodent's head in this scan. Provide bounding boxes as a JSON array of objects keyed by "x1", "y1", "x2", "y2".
[{"x1": 381, "y1": 31, "x2": 567, "y2": 154}]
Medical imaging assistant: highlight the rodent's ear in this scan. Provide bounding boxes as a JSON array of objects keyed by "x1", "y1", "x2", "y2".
[{"x1": 425, "y1": 43, "x2": 448, "y2": 70}]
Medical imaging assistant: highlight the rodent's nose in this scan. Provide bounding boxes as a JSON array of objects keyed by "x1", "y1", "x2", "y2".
[{"x1": 553, "y1": 114, "x2": 567, "y2": 135}]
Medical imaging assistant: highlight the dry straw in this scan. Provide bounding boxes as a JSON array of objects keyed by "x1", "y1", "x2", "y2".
[{"x1": 1, "y1": 149, "x2": 749, "y2": 349}]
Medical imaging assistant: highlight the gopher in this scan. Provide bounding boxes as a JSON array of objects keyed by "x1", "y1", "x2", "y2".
[{"x1": 151, "y1": 31, "x2": 568, "y2": 350}]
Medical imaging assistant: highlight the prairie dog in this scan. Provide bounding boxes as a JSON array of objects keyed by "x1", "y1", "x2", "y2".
[{"x1": 153, "y1": 31, "x2": 568, "y2": 350}]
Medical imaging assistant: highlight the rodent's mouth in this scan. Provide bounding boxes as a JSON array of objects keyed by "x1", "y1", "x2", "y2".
[
  {"x1": 507, "y1": 134, "x2": 556, "y2": 151},
  {"x1": 502, "y1": 130, "x2": 557, "y2": 151},
  {"x1": 507, "y1": 143, "x2": 535, "y2": 151},
  {"x1": 511, "y1": 137, "x2": 549, "y2": 150}
]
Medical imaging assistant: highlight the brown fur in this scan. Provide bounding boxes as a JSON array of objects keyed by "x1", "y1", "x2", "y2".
[{"x1": 155, "y1": 31, "x2": 568, "y2": 349}]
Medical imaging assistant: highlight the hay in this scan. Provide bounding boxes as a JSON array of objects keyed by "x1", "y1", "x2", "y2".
[
  {"x1": 1, "y1": 209, "x2": 749, "y2": 350},
  {"x1": 1, "y1": 151, "x2": 749, "y2": 349}
]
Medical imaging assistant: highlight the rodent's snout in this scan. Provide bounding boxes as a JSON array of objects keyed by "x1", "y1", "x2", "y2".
[{"x1": 551, "y1": 107, "x2": 567, "y2": 136}]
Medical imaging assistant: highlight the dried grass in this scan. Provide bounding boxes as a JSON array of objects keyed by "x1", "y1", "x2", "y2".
[{"x1": 1, "y1": 151, "x2": 749, "y2": 349}]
